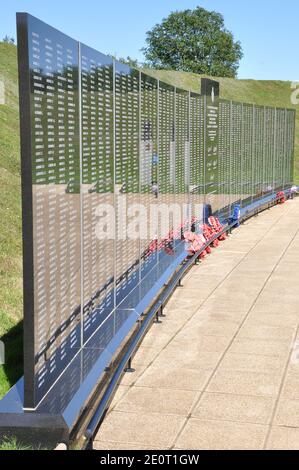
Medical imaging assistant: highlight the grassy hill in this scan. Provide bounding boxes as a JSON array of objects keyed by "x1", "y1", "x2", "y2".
[{"x1": 0, "y1": 42, "x2": 298, "y2": 398}]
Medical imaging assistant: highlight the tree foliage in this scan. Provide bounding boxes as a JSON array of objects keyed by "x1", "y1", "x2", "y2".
[
  {"x1": 142, "y1": 7, "x2": 243, "y2": 78},
  {"x1": 119, "y1": 56, "x2": 140, "y2": 68}
]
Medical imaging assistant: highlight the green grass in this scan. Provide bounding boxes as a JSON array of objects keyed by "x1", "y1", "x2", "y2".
[
  {"x1": 0, "y1": 435, "x2": 49, "y2": 450},
  {"x1": 0, "y1": 437, "x2": 32, "y2": 451},
  {"x1": 0, "y1": 42, "x2": 298, "y2": 399}
]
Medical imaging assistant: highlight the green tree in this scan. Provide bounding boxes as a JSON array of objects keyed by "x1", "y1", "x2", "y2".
[
  {"x1": 142, "y1": 7, "x2": 243, "y2": 78},
  {"x1": 119, "y1": 56, "x2": 140, "y2": 68}
]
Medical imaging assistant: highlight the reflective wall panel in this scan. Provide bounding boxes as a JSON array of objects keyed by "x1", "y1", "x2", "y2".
[
  {"x1": 231, "y1": 101, "x2": 242, "y2": 206},
  {"x1": 274, "y1": 109, "x2": 286, "y2": 191},
  {"x1": 253, "y1": 105, "x2": 265, "y2": 199},
  {"x1": 175, "y1": 88, "x2": 190, "y2": 232},
  {"x1": 242, "y1": 103, "x2": 254, "y2": 206},
  {"x1": 218, "y1": 100, "x2": 231, "y2": 217},
  {"x1": 158, "y1": 81, "x2": 175, "y2": 244},
  {"x1": 80, "y1": 45, "x2": 114, "y2": 342},
  {"x1": 140, "y1": 73, "x2": 158, "y2": 280},
  {"x1": 264, "y1": 107, "x2": 276, "y2": 194},
  {"x1": 18, "y1": 14, "x2": 81, "y2": 407},
  {"x1": 190, "y1": 93, "x2": 204, "y2": 221},
  {"x1": 285, "y1": 110, "x2": 296, "y2": 187},
  {"x1": 114, "y1": 62, "x2": 140, "y2": 308}
]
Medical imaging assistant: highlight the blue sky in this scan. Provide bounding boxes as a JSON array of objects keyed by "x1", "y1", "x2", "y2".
[{"x1": 0, "y1": 0, "x2": 298, "y2": 80}]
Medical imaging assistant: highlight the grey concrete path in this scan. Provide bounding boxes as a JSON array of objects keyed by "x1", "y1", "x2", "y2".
[{"x1": 95, "y1": 199, "x2": 299, "y2": 450}]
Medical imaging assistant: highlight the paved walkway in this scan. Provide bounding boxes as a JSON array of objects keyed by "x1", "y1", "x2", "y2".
[{"x1": 95, "y1": 199, "x2": 299, "y2": 450}]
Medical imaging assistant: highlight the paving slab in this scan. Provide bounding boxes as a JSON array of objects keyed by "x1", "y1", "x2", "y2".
[
  {"x1": 193, "y1": 392, "x2": 275, "y2": 425},
  {"x1": 280, "y1": 373, "x2": 299, "y2": 400},
  {"x1": 237, "y1": 324, "x2": 295, "y2": 342},
  {"x1": 266, "y1": 426, "x2": 299, "y2": 450},
  {"x1": 135, "y1": 364, "x2": 213, "y2": 391},
  {"x1": 175, "y1": 419, "x2": 268, "y2": 450},
  {"x1": 167, "y1": 335, "x2": 232, "y2": 354},
  {"x1": 157, "y1": 348, "x2": 223, "y2": 371},
  {"x1": 207, "y1": 369, "x2": 282, "y2": 397},
  {"x1": 228, "y1": 338, "x2": 292, "y2": 358},
  {"x1": 115, "y1": 387, "x2": 197, "y2": 416},
  {"x1": 274, "y1": 398, "x2": 299, "y2": 427},
  {"x1": 95, "y1": 411, "x2": 186, "y2": 448},
  {"x1": 219, "y1": 352, "x2": 286, "y2": 375}
]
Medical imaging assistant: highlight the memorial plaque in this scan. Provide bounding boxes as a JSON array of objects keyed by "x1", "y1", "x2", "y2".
[
  {"x1": 114, "y1": 61, "x2": 140, "y2": 307},
  {"x1": 17, "y1": 14, "x2": 81, "y2": 408},
  {"x1": 218, "y1": 100, "x2": 231, "y2": 217},
  {"x1": 158, "y1": 81, "x2": 175, "y2": 246},
  {"x1": 202, "y1": 79, "x2": 220, "y2": 212},
  {"x1": 190, "y1": 93, "x2": 204, "y2": 222},
  {"x1": 80, "y1": 45, "x2": 114, "y2": 342}
]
